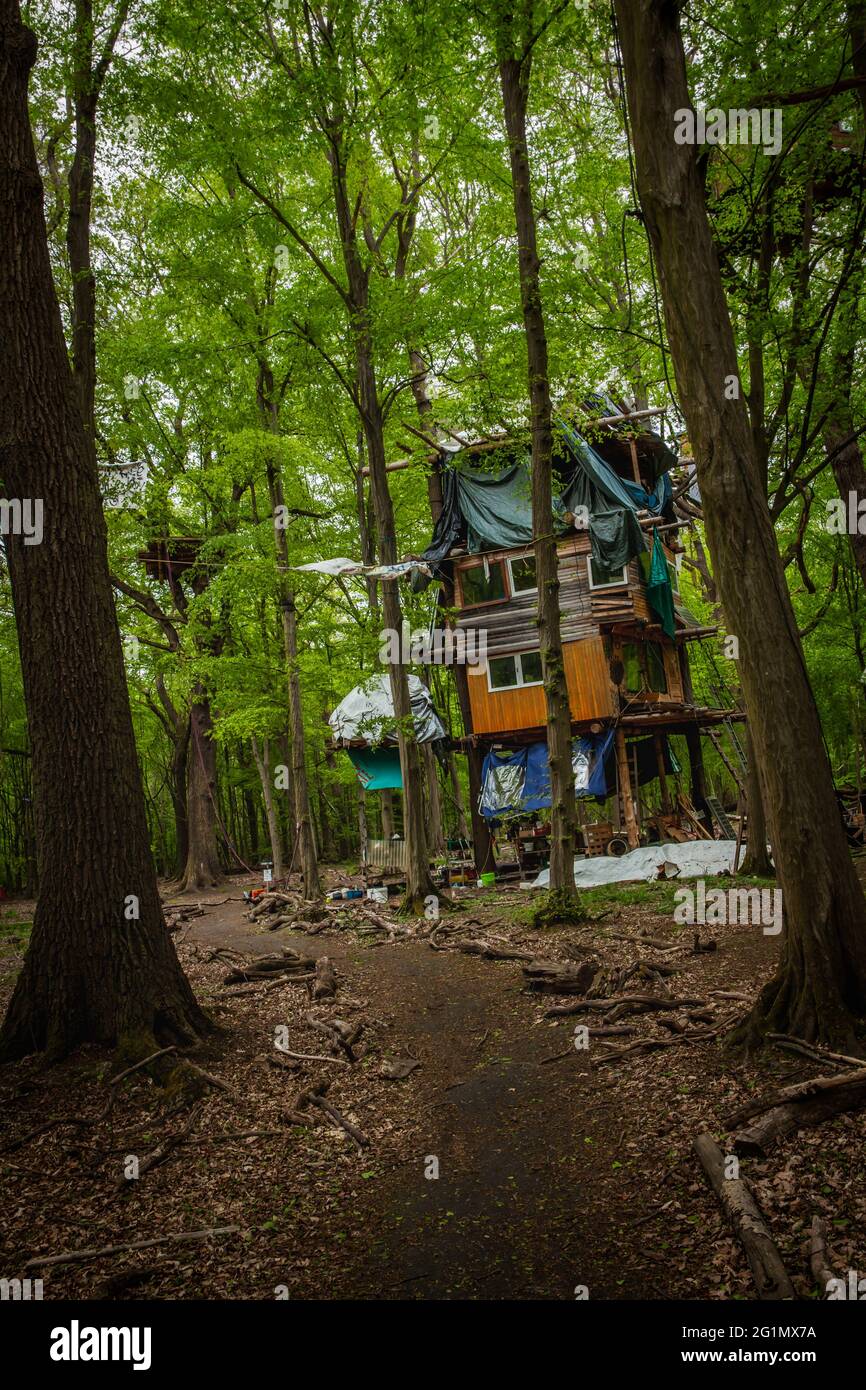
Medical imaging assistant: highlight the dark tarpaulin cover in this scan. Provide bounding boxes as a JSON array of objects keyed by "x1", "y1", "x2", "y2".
[
  {"x1": 411, "y1": 454, "x2": 569, "y2": 592},
  {"x1": 413, "y1": 415, "x2": 673, "y2": 587},
  {"x1": 557, "y1": 423, "x2": 647, "y2": 572}
]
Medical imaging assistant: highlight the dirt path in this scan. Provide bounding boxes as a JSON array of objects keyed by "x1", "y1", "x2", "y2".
[{"x1": 186, "y1": 905, "x2": 657, "y2": 1300}]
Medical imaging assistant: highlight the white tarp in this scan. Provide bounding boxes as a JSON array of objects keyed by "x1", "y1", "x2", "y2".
[
  {"x1": 293, "y1": 557, "x2": 363, "y2": 576},
  {"x1": 293, "y1": 557, "x2": 431, "y2": 579},
  {"x1": 530, "y1": 839, "x2": 763, "y2": 889},
  {"x1": 329, "y1": 673, "x2": 446, "y2": 745}
]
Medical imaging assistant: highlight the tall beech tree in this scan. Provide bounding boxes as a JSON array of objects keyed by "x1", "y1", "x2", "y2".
[
  {"x1": 496, "y1": 0, "x2": 579, "y2": 904},
  {"x1": 614, "y1": 0, "x2": 866, "y2": 1046},
  {"x1": 234, "y1": 0, "x2": 439, "y2": 911},
  {"x1": 0, "y1": 0, "x2": 208, "y2": 1059}
]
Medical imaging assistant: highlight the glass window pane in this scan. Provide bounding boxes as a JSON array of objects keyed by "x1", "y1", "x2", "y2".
[
  {"x1": 589, "y1": 557, "x2": 626, "y2": 588},
  {"x1": 622, "y1": 643, "x2": 642, "y2": 693},
  {"x1": 461, "y1": 561, "x2": 506, "y2": 605},
  {"x1": 667, "y1": 561, "x2": 679, "y2": 594},
  {"x1": 647, "y1": 643, "x2": 668, "y2": 693},
  {"x1": 519, "y1": 651, "x2": 543, "y2": 684},
  {"x1": 489, "y1": 655, "x2": 518, "y2": 689},
  {"x1": 510, "y1": 556, "x2": 537, "y2": 592}
]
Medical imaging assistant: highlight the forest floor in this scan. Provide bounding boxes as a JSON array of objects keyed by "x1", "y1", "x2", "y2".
[{"x1": 1, "y1": 867, "x2": 865, "y2": 1301}]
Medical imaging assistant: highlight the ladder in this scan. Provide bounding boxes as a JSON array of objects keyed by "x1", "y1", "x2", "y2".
[
  {"x1": 706, "y1": 728, "x2": 746, "y2": 794},
  {"x1": 704, "y1": 793, "x2": 736, "y2": 839}
]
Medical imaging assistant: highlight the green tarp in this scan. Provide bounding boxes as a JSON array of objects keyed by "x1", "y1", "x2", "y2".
[
  {"x1": 456, "y1": 454, "x2": 568, "y2": 553},
  {"x1": 644, "y1": 530, "x2": 677, "y2": 638}
]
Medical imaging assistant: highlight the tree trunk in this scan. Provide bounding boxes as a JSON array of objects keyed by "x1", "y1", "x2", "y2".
[
  {"x1": 281, "y1": 588, "x2": 320, "y2": 896},
  {"x1": 498, "y1": 17, "x2": 578, "y2": 903},
  {"x1": 168, "y1": 715, "x2": 190, "y2": 880},
  {"x1": 0, "y1": 1, "x2": 209, "y2": 1059},
  {"x1": 447, "y1": 751, "x2": 470, "y2": 841},
  {"x1": 256, "y1": 366, "x2": 321, "y2": 900},
  {"x1": 178, "y1": 691, "x2": 223, "y2": 891},
  {"x1": 615, "y1": 0, "x2": 866, "y2": 1047},
  {"x1": 740, "y1": 727, "x2": 774, "y2": 877},
  {"x1": 380, "y1": 788, "x2": 395, "y2": 841},
  {"x1": 251, "y1": 735, "x2": 284, "y2": 880},
  {"x1": 421, "y1": 741, "x2": 444, "y2": 856},
  {"x1": 357, "y1": 784, "x2": 368, "y2": 868}
]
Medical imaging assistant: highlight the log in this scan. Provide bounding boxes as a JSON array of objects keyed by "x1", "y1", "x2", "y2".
[
  {"x1": 523, "y1": 959, "x2": 599, "y2": 994},
  {"x1": 692, "y1": 1132, "x2": 794, "y2": 1300},
  {"x1": 311, "y1": 956, "x2": 338, "y2": 1001},
  {"x1": 731, "y1": 1075, "x2": 866, "y2": 1156},
  {"x1": 725, "y1": 1066, "x2": 866, "y2": 1131}
]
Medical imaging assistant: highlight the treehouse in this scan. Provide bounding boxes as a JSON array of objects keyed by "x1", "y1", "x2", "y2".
[{"x1": 413, "y1": 396, "x2": 744, "y2": 857}]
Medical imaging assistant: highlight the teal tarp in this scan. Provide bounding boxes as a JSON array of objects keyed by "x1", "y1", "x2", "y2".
[
  {"x1": 348, "y1": 747, "x2": 402, "y2": 790},
  {"x1": 644, "y1": 530, "x2": 676, "y2": 638}
]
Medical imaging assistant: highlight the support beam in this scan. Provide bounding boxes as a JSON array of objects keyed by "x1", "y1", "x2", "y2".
[
  {"x1": 653, "y1": 732, "x2": 673, "y2": 813},
  {"x1": 684, "y1": 724, "x2": 713, "y2": 833},
  {"x1": 615, "y1": 728, "x2": 640, "y2": 848}
]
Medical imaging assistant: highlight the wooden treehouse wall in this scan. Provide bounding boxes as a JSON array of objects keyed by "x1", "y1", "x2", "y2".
[{"x1": 454, "y1": 532, "x2": 687, "y2": 738}]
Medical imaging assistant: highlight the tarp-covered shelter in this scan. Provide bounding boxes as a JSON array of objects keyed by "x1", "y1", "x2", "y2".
[
  {"x1": 329, "y1": 673, "x2": 446, "y2": 747},
  {"x1": 412, "y1": 410, "x2": 676, "y2": 631}
]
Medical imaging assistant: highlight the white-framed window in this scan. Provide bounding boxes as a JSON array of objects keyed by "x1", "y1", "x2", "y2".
[
  {"x1": 507, "y1": 553, "x2": 537, "y2": 594},
  {"x1": 486, "y1": 650, "x2": 544, "y2": 692},
  {"x1": 667, "y1": 557, "x2": 681, "y2": 594},
  {"x1": 586, "y1": 555, "x2": 628, "y2": 590}
]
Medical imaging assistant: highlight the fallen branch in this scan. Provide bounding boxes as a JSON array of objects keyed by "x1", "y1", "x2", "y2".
[
  {"x1": 693, "y1": 1132, "x2": 794, "y2": 1300},
  {"x1": 25, "y1": 1225, "x2": 244, "y2": 1270},
  {"x1": 728, "y1": 1067, "x2": 866, "y2": 1157},
  {"x1": 293, "y1": 1080, "x2": 369, "y2": 1150},
  {"x1": 809, "y1": 1216, "x2": 836, "y2": 1296}
]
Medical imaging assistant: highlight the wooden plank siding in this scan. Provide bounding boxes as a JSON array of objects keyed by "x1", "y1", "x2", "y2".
[
  {"x1": 454, "y1": 532, "x2": 690, "y2": 738},
  {"x1": 455, "y1": 533, "x2": 635, "y2": 658},
  {"x1": 467, "y1": 635, "x2": 615, "y2": 735}
]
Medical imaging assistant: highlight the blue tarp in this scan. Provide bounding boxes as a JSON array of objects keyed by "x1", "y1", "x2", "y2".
[{"x1": 479, "y1": 732, "x2": 615, "y2": 819}]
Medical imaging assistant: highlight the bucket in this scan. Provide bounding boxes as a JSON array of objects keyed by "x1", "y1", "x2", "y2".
[{"x1": 479, "y1": 871, "x2": 496, "y2": 887}]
